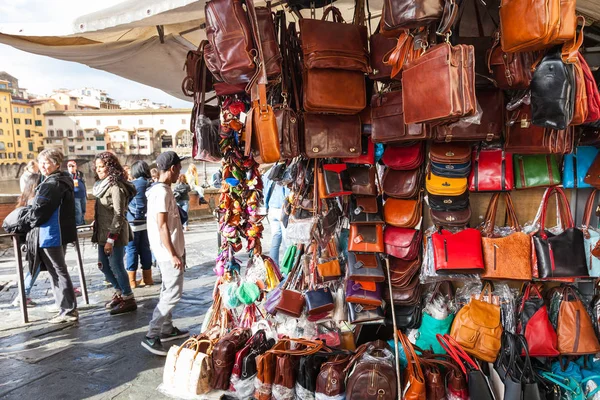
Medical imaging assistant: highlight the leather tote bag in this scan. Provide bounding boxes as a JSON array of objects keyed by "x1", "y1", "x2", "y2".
[
  {"x1": 556, "y1": 286, "x2": 600, "y2": 355},
  {"x1": 303, "y1": 114, "x2": 362, "y2": 158},
  {"x1": 533, "y1": 187, "x2": 589, "y2": 279},
  {"x1": 480, "y1": 192, "x2": 532, "y2": 280},
  {"x1": 518, "y1": 283, "x2": 559, "y2": 357},
  {"x1": 580, "y1": 190, "x2": 600, "y2": 277},
  {"x1": 432, "y1": 228, "x2": 484, "y2": 274},
  {"x1": 398, "y1": 330, "x2": 426, "y2": 400},
  {"x1": 499, "y1": 0, "x2": 576, "y2": 53},
  {"x1": 513, "y1": 154, "x2": 561, "y2": 189},
  {"x1": 563, "y1": 146, "x2": 599, "y2": 189},
  {"x1": 531, "y1": 47, "x2": 576, "y2": 130},
  {"x1": 163, "y1": 338, "x2": 214, "y2": 396},
  {"x1": 469, "y1": 146, "x2": 514, "y2": 192}
]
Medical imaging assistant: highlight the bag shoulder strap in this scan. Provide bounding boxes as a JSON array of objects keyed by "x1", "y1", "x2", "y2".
[
  {"x1": 582, "y1": 189, "x2": 598, "y2": 229},
  {"x1": 562, "y1": 16, "x2": 585, "y2": 64}
]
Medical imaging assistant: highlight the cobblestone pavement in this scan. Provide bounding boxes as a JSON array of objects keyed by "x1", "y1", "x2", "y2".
[{"x1": 0, "y1": 219, "x2": 277, "y2": 400}]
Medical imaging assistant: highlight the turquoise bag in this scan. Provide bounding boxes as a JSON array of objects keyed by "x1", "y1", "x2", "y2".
[
  {"x1": 416, "y1": 313, "x2": 454, "y2": 354},
  {"x1": 581, "y1": 190, "x2": 600, "y2": 277},
  {"x1": 541, "y1": 371, "x2": 584, "y2": 400}
]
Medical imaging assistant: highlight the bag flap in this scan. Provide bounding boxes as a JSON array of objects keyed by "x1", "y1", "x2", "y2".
[
  {"x1": 323, "y1": 163, "x2": 348, "y2": 173},
  {"x1": 468, "y1": 298, "x2": 501, "y2": 329},
  {"x1": 426, "y1": 173, "x2": 468, "y2": 194},
  {"x1": 384, "y1": 198, "x2": 419, "y2": 217},
  {"x1": 381, "y1": 143, "x2": 423, "y2": 169},
  {"x1": 384, "y1": 226, "x2": 419, "y2": 248},
  {"x1": 353, "y1": 252, "x2": 379, "y2": 269},
  {"x1": 430, "y1": 207, "x2": 472, "y2": 225},
  {"x1": 351, "y1": 224, "x2": 382, "y2": 244},
  {"x1": 348, "y1": 166, "x2": 375, "y2": 186},
  {"x1": 430, "y1": 143, "x2": 471, "y2": 163},
  {"x1": 355, "y1": 196, "x2": 378, "y2": 213},
  {"x1": 355, "y1": 281, "x2": 377, "y2": 291},
  {"x1": 383, "y1": 168, "x2": 420, "y2": 197}
]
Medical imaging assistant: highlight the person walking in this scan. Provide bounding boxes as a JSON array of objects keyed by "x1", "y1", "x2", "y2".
[
  {"x1": 21, "y1": 148, "x2": 78, "y2": 323},
  {"x1": 141, "y1": 151, "x2": 189, "y2": 355},
  {"x1": 126, "y1": 160, "x2": 153, "y2": 288},
  {"x1": 19, "y1": 160, "x2": 39, "y2": 192},
  {"x1": 262, "y1": 165, "x2": 291, "y2": 265},
  {"x1": 66, "y1": 160, "x2": 87, "y2": 226},
  {"x1": 173, "y1": 175, "x2": 191, "y2": 231},
  {"x1": 93, "y1": 152, "x2": 138, "y2": 315}
]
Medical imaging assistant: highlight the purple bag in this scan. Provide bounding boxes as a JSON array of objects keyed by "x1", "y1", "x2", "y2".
[
  {"x1": 345, "y1": 280, "x2": 383, "y2": 307},
  {"x1": 264, "y1": 283, "x2": 283, "y2": 315}
]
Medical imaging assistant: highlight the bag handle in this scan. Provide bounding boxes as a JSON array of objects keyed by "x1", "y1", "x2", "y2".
[
  {"x1": 562, "y1": 16, "x2": 585, "y2": 64},
  {"x1": 267, "y1": 338, "x2": 324, "y2": 356},
  {"x1": 245, "y1": 0, "x2": 269, "y2": 107},
  {"x1": 383, "y1": 29, "x2": 426, "y2": 79},
  {"x1": 321, "y1": 6, "x2": 344, "y2": 23},
  {"x1": 431, "y1": 281, "x2": 454, "y2": 303},
  {"x1": 435, "y1": 334, "x2": 478, "y2": 375},
  {"x1": 436, "y1": 0, "x2": 459, "y2": 37},
  {"x1": 482, "y1": 192, "x2": 521, "y2": 236},
  {"x1": 539, "y1": 187, "x2": 574, "y2": 238},
  {"x1": 519, "y1": 282, "x2": 544, "y2": 313},
  {"x1": 582, "y1": 189, "x2": 598, "y2": 231},
  {"x1": 540, "y1": 372, "x2": 578, "y2": 393},
  {"x1": 398, "y1": 330, "x2": 425, "y2": 384}
]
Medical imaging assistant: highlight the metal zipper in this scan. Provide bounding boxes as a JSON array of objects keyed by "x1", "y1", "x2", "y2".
[
  {"x1": 575, "y1": 309, "x2": 581, "y2": 353},
  {"x1": 549, "y1": 243, "x2": 556, "y2": 273},
  {"x1": 444, "y1": 239, "x2": 448, "y2": 263}
]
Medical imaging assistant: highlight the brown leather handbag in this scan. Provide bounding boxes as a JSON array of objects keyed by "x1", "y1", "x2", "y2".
[
  {"x1": 398, "y1": 330, "x2": 426, "y2": 400},
  {"x1": 253, "y1": 4, "x2": 282, "y2": 78},
  {"x1": 276, "y1": 259, "x2": 305, "y2": 317},
  {"x1": 347, "y1": 165, "x2": 378, "y2": 196},
  {"x1": 345, "y1": 341, "x2": 397, "y2": 400},
  {"x1": 371, "y1": 91, "x2": 429, "y2": 143},
  {"x1": 499, "y1": 0, "x2": 576, "y2": 53},
  {"x1": 316, "y1": 355, "x2": 351, "y2": 398},
  {"x1": 204, "y1": 0, "x2": 256, "y2": 85},
  {"x1": 369, "y1": 23, "x2": 399, "y2": 81},
  {"x1": 304, "y1": 114, "x2": 362, "y2": 158},
  {"x1": 562, "y1": 19, "x2": 588, "y2": 126},
  {"x1": 402, "y1": 42, "x2": 476, "y2": 125},
  {"x1": 182, "y1": 40, "x2": 214, "y2": 97},
  {"x1": 434, "y1": 90, "x2": 504, "y2": 143},
  {"x1": 480, "y1": 193, "x2": 532, "y2": 280},
  {"x1": 349, "y1": 224, "x2": 384, "y2": 253},
  {"x1": 382, "y1": 168, "x2": 421, "y2": 199},
  {"x1": 211, "y1": 328, "x2": 252, "y2": 390},
  {"x1": 429, "y1": 143, "x2": 471, "y2": 165},
  {"x1": 380, "y1": 0, "x2": 445, "y2": 36},
  {"x1": 450, "y1": 283, "x2": 503, "y2": 363},
  {"x1": 504, "y1": 104, "x2": 574, "y2": 154},
  {"x1": 487, "y1": 32, "x2": 537, "y2": 90},
  {"x1": 430, "y1": 207, "x2": 472, "y2": 228},
  {"x1": 383, "y1": 197, "x2": 422, "y2": 228},
  {"x1": 556, "y1": 286, "x2": 600, "y2": 355}
]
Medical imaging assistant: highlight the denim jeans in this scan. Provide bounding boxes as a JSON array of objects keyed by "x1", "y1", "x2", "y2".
[
  {"x1": 177, "y1": 200, "x2": 189, "y2": 227},
  {"x1": 24, "y1": 264, "x2": 41, "y2": 297},
  {"x1": 125, "y1": 230, "x2": 152, "y2": 272},
  {"x1": 74, "y1": 197, "x2": 86, "y2": 226},
  {"x1": 268, "y1": 208, "x2": 286, "y2": 265},
  {"x1": 98, "y1": 245, "x2": 133, "y2": 297}
]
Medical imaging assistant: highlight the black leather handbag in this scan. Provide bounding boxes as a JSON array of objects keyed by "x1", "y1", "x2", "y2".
[
  {"x1": 391, "y1": 303, "x2": 422, "y2": 329},
  {"x1": 531, "y1": 47, "x2": 575, "y2": 130},
  {"x1": 533, "y1": 187, "x2": 589, "y2": 279},
  {"x1": 518, "y1": 335, "x2": 543, "y2": 400},
  {"x1": 349, "y1": 196, "x2": 384, "y2": 225},
  {"x1": 427, "y1": 192, "x2": 470, "y2": 212},
  {"x1": 296, "y1": 352, "x2": 329, "y2": 394},
  {"x1": 494, "y1": 332, "x2": 522, "y2": 400}
]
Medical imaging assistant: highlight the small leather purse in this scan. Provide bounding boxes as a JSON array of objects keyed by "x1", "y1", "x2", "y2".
[
  {"x1": 275, "y1": 258, "x2": 305, "y2": 317},
  {"x1": 384, "y1": 226, "x2": 422, "y2": 260},
  {"x1": 347, "y1": 165, "x2": 378, "y2": 196},
  {"x1": 349, "y1": 224, "x2": 384, "y2": 253},
  {"x1": 428, "y1": 192, "x2": 470, "y2": 212},
  {"x1": 431, "y1": 160, "x2": 472, "y2": 178},
  {"x1": 429, "y1": 143, "x2": 471, "y2": 165},
  {"x1": 383, "y1": 197, "x2": 422, "y2": 228},
  {"x1": 345, "y1": 280, "x2": 383, "y2": 307},
  {"x1": 305, "y1": 286, "x2": 334, "y2": 316},
  {"x1": 348, "y1": 303, "x2": 385, "y2": 324},
  {"x1": 347, "y1": 252, "x2": 385, "y2": 282},
  {"x1": 349, "y1": 196, "x2": 384, "y2": 225},
  {"x1": 382, "y1": 168, "x2": 421, "y2": 199},
  {"x1": 381, "y1": 142, "x2": 424, "y2": 170},
  {"x1": 432, "y1": 228, "x2": 484, "y2": 274},
  {"x1": 426, "y1": 172, "x2": 468, "y2": 196},
  {"x1": 316, "y1": 258, "x2": 342, "y2": 281},
  {"x1": 430, "y1": 207, "x2": 472, "y2": 228}
]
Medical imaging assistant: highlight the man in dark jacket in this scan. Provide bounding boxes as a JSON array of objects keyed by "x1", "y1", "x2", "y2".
[
  {"x1": 22, "y1": 148, "x2": 78, "y2": 323},
  {"x1": 67, "y1": 160, "x2": 87, "y2": 226}
]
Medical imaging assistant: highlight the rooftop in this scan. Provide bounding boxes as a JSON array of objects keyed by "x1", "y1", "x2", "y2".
[{"x1": 44, "y1": 108, "x2": 193, "y2": 116}]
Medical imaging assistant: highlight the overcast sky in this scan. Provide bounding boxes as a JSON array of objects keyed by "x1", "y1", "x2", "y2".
[{"x1": 0, "y1": 0, "x2": 193, "y2": 108}]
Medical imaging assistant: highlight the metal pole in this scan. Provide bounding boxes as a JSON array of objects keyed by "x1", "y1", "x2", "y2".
[
  {"x1": 385, "y1": 256, "x2": 402, "y2": 396},
  {"x1": 74, "y1": 237, "x2": 90, "y2": 305},
  {"x1": 13, "y1": 235, "x2": 28, "y2": 324}
]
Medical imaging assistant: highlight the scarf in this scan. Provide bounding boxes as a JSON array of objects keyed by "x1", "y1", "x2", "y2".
[{"x1": 93, "y1": 178, "x2": 112, "y2": 199}]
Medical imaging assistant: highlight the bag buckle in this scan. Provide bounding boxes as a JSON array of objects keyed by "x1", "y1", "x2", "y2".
[
  {"x1": 520, "y1": 118, "x2": 530, "y2": 128},
  {"x1": 353, "y1": 206, "x2": 364, "y2": 215},
  {"x1": 486, "y1": 133, "x2": 494, "y2": 141}
]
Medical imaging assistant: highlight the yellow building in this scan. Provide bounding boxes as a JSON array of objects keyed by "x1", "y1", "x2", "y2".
[{"x1": 0, "y1": 80, "x2": 16, "y2": 163}]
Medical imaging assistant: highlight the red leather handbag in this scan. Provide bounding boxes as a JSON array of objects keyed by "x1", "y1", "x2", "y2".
[
  {"x1": 432, "y1": 229, "x2": 484, "y2": 274},
  {"x1": 468, "y1": 147, "x2": 514, "y2": 192},
  {"x1": 381, "y1": 143, "x2": 424, "y2": 170},
  {"x1": 517, "y1": 284, "x2": 559, "y2": 357},
  {"x1": 384, "y1": 227, "x2": 422, "y2": 260},
  {"x1": 579, "y1": 53, "x2": 600, "y2": 123},
  {"x1": 344, "y1": 136, "x2": 375, "y2": 164}
]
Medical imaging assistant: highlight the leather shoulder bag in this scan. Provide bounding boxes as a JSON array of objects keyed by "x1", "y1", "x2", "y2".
[
  {"x1": 428, "y1": 191, "x2": 469, "y2": 212},
  {"x1": 563, "y1": 146, "x2": 599, "y2": 189},
  {"x1": 518, "y1": 283, "x2": 559, "y2": 357},
  {"x1": 349, "y1": 223, "x2": 384, "y2": 253},
  {"x1": 425, "y1": 172, "x2": 468, "y2": 196},
  {"x1": 384, "y1": 226, "x2": 422, "y2": 260},
  {"x1": 369, "y1": 22, "x2": 400, "y2": 81},
  {"x1": 556, "y1": 286, "x2": 600, "y2": 355},
  {"x1": 315, "y1": 354, "x2": 351, "y2": 398},
  {"x1": 533, "y1": 187, "x2": 589, "y2": 279},
  {"x1": 371, "y1": 90, "x2": 429, "y2": 143},
  {"x1": 398, "y1": 330, "x2": 426, "y2": 400},
  {"x1": 381, "y1": 142, "x2": 424, "y2": 169},
  {"x1": 487, "y1": 31, "x2": 536, "y2": 90},
  {"x1": 345, "y1": 341, "x2": 397, "y2": 400},
  {"x1": 561, "y1": 18, "x2": 587, "y2": 125},
  {"x1": 382, "y1": 168, "x2": 421, "y2": 199},
  {"x1": 430, "y1": 206, "x2": 472, "y2": 228},
  {"x1": 380, "y1": 0, "x2": 445, "y2": 36},
  {"x1": 211, "y1": 328, "x2": 252, "y2": 390},
  {"x1": 584, "y1": 151, "x2": 600, "y2": 188},
  {"x1": 513, "y1": 154, "x2": 560, "y2": 189},
  {"x1": 383, "y1": 197, "x2": 422, "y2": 228},
  {"x1": 469, "y1": 146, "x2": 514, "y2": 192},
  {"x1": 429, "y1": 142, "x2": 471, "y2": 164},
  {"x1": 480, "y1": 192, "x2": 532, "y2": 280},
  {"x1": 349, "y1": 196, "x2": 384, "y2": 225},
  {"x1": 348, "y1": 252, "x2": 385, "y2": 282},
  {"x1": 580, "y1": 189, "x2": 600, "y2": 277},
  {"x1": 347, "y1": 165, "x2": 378, "y2": 196},
  {"x1": 432, "y1": 228, "x2": 484, "y2": 274},
  {"x1": 303, "y1": 114, "x2": 362, "y2": 158}
]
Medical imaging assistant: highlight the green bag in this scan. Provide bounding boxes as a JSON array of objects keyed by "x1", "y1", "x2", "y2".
[
  {"x1": 514, "y1": 154, "x2": 561, "y2": 189},
  {"x1": 415, "y1": 312, "x2": 454, "y2": 354},
  {"x1": 280, "y1": 245, "x2": 297, "y2": 276},
  {"x1": 236, "y1": 282, "x2": 260, "y2": 305}
]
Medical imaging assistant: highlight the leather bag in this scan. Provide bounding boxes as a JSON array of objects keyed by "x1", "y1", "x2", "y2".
[
  {"x1": 469, "y1": 146, "x2": 514, "y2": 191},
  {"x1": 383, "y1": 197, "x2": 422, "y2": 228},
  {"x1": 319, "y1": 164, "x2": 352, "y2": 197},
  {"x1": 163, "y1": 338, "x2": 214, "y2": 395},
  {"x1": 533, "y1": 187, "x2": 589, "y2": 279},
  {"x1": 349, "y1": 223, "x2": 384, "y2": 253},
  {"x1": 345, "y1": 341, "x2": 397, "y2": 400},
  {"x1": 402, "y1": 43, "x2": 476, "y2": 125},
  {"x1": 580, "y1": 190, "x2": 600, "y2": 277},
  {"x1": 480, "y1": 193, "x2": 532, "y2": 280},
  {"x1": 430, "y1": 207, "x2": 472, "y2": 228},
  {"x1": 349, "y1": 196, "x2": 384, "y2": 225},
  {"x1": 487, "y1": 32, "x2": 536, "y2": 89},
  {"x1": 316, "y1": 355, "x2": 350, "y2": 398},
  {"x1": 428, "y1": 192, "x2": 469, "y2": 212},
  {"x1": 580, "y1": 52, "x2": 600, "y2": 123},
  {"x1": 584, "y1": 152, "x2": 600, "y2": 188},
  {"x1": 563, "y1": 146, "x2": 599, "y2": 189},
  {"x1": 204, "y1": 0, "x2": 256, "y2": 85},
  {"x1": 432, "y1": 228, "x2": 484, "y2": 274},
  {"x1": 556, "y1": 286, "x2": 600, "y2": 355},
  {"x1": 431, "y1": 160, "x2": 471, "y2": 179},
  {"x1": 434, "y1": 90, "x2": 504, "y2": 143},
  {"x1": 344, "y1": 135, "x2": 375, "y2": 165},
  {"x1": 348, "y1": 303, "x2": 385, "y2": 324},
  {"x1": 253, "y1": 4, "x2": 282, "y2": 78},
  {"x1": 381, "y1": 142, "x2": 424, "y2": 170},
  {"x1": 182, "y1": 40, "x2": 214, "y2": 97},
  {"x1": 531, "y1": 47, "x2": 575, "y2": 130},
  {"x1": 347, "y1": 252, "x2": 385, "y2": 282},
  {"x1": 371, "y1": 91, "x2": 429, "y2": 143},
  {"x1": 499, "y1": 0, "x2": 576, "y2": 53},
  {"x1": 346, "y1": 280, "x2": 383, "y2": 307},
  {"x1": 389, "y1": 256, "x2": 421, "y2": 288},
  {"x1": 347, "y1": 165, "x2": 378, "y2": 196},
  {"x1": 561, "y1": 21, "x2": 587, "y2": 125},
  {"x1": 303, "y1": 68, "x2": 366, "y2": 114},
  {"x1": 398, "y1": 330, "x2": 426, "y2": 400},
  {"x1": 380, "y1": 0, "x2": 444, "y2": 35},
  {"x1": 369, "y1": 24, "x2": 398, "y2": 81},
  {"x1": 429, "y1": 143, "x2": 471, "y2": 164},
  {"x1": 425, "y1": 173, "x2": 468, "y2": 196},
  {"x1": 449, "y1": 284, "x2": 503, "y2": 362},
  {"x1": 304, "y1": 113, "x2": 362, "y2": 158},
  {"x1": 513, "y1": 154, "x2": 560, "y2": 189},
  {"x1": 382, "y1": 168, "x2": 421, "y2": 199},
  {"x1": 384, "y1": 226, "x2": 422, "y2": 260},
  {"x1": 211, "y1": 328, "x2": 252, "y2": 390},
  {"x1": 518, "y1": 284, "x2": 559, "y2": 357},
  {"x1": 305, "y1": 286, "x2": 335, "y2": 315}
]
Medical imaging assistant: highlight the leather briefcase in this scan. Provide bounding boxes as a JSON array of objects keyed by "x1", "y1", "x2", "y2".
[
  {"x1": 382, "y1": 168, "x2": 421, "y2": 199},
  {"x1": 204, "y1": 0, "x2": 256, "y2": 85},
  {"x1": 513, "y1": 154, "x2": 560, "y2": 189},
  {"x1": 383, "y1": 198, "x2": 422, "y2": 228},
  {"x1": 371, "y1": 91, "x2": 429, "y2": 143},
  {"x1": 303, "y1": 68, "x2": 366, "y2": 114},
  {"x1": 499, "y1": 0, "x2": 576, "y2": 53},
  {"x1": 430, "y1": 207, "x2": 472, "y2": 228},
  {"x1": 304, "y1": 113, "x2": 361, "y2": 158},
  {"x1": 533, "y1": 187, "x2": 589, "y2": 279},
  {"x1": 432, "y1": 228, "x2": 484, "y2": 274},
  {"x1": 381, "y1": 142, "x2": 424, "y2": 170},
  {"x1": 429, "y1": 143, "x2": 471, "y2": 164},
  {"x1": 380, "y1": 0, "x2": 444, "y2": 35},
  {"x1": 349, "y1": 196, "x2": 384, "y2": 225},
  {"x1": 402, "y1": 43, "x2": 476, "y2": 125},
  {"x1": 349, "y1": 224, "x2": 384, "y2": 253},
  {"x1": 434, "y1": 90, "x2": 504, "y2": 143},
  {"x1": 468, "y1": 147, "x2": 514, "y2": 192},
  {"x1": 384, "y1": 226, "x2": 422, "y2": 260},
  {"x1": 480, "y1": 193, "x2": 532, "y2": 280},
  {"x1": 487, "y1": 32, "x2": 537, "y2": 90}
]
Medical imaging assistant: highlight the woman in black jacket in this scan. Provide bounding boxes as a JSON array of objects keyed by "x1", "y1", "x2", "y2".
[{"x1": 22, "y1": 148, "x2": 78, "y2": 324}]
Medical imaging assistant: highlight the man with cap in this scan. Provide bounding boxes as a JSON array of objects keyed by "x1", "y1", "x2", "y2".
[{"x1": 141, "y1": 151, "x2": 190, "y2": 355}]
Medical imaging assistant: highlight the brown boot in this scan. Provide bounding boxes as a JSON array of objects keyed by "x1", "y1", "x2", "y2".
[
  {"x1": 128, "y1": 271, "x2": 137, "y2": 289},
  {"x1": 141, "y1": 269, "x2": 154, "y2": 286},
  {"x1": 110, "y1": 296, "x2": 137, "y2": 315}
]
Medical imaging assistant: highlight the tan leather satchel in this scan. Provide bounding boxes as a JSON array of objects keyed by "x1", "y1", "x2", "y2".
[
  {"x1": 499, "y1": 0, "x2": 576, "y2": 53},
  {"x1": 383, "y1": 197, "x2": 422, "y2": 228},
  {"x1": 450, "y1": 283, "x2": 503, "y2": 362},
  {"x1": 556, "y1": 286, "x2": 600, "y2": 355},
  {"x1": 480, "y1": 193, "x2": 532, "y2": 280}
]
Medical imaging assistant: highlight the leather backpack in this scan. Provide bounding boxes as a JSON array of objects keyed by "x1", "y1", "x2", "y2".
[
  {"x1": 556, "y1": 286, "x2": 600, "y2": 355},
  {"x1": 487, "y1": 32, "x2": 537, "y2": 90},
  {"x1": 380, "y1": 0, "x2": 445, "y2": 36},
  {"x1": 518, "y1": 284, "x2": 559, "y2": 357},
  {"x1": 210, "y1": 328, "x2": 252, "y2": 390},
  {"x1": 450, "y1": 283, "x2": 503, "y2": 363},
  {"x1": 346, "y1": 340, "x2": 397, "y2": 400}
]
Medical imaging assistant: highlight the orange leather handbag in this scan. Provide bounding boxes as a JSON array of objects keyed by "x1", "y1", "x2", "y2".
[
  {"x1": 561, "y1": 17, "x2": 588, "y2": 126},
  {"x1": 556, "y1": 286, "x2": 600, "y2": 355},
  {"x1": 383, "y1": 198, "x2": 422, "y2": 228},
  {"x1": 349, "y1": 224, "x2": 384, "y2": 253}
]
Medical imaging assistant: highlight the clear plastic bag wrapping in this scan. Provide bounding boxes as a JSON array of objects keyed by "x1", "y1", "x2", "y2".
[
  {"x1": 448, "y1": 98, "x2": 483, "y2": 129},
  {"x1": 315, "y1": 393, "x2": 346, "y2": 400},
  {"x1": 294, "y1": 383, "x2": 315, "y2": 400},
  {"x1": 456, "y1": 282, "x2": 517, "y2": 334},
  {"x1": 522, "y1": 188, "x2": 564, "y2": 236},
  {"x1": 230, "y1": 374, "x2": 257, "y2": 399},
  {"x1": 272, "y1": 383, "x2": 295, "y2": 400}
]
